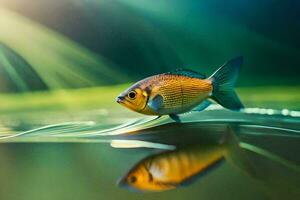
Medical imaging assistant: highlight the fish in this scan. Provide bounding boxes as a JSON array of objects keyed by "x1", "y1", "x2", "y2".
[
  {"x1": 118, "y1": 127, "x2": 300, "y2": 193},
  {"x1": 118, "y1": 128, "x2": 239, "y2": 192},
  {"x1": 116, "y1": 57, "x2": 244, "y2": 121},
  {"x1": 118, "y1": 144, "x2": 226, "y2": 192}
]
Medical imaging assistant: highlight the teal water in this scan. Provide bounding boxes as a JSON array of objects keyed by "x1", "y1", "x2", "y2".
[{"x1": 0, "y1": 107, "x2": 299, "y2": 200}]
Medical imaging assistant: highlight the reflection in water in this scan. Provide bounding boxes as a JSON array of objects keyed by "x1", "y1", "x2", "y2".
[
  {"x1": 117, "y1": 128, "x2": 241, "y2": 192},
  {"x1": 117, "y1": 127, "x2": 300, "y2": 196},
  {"x1": 111, "y1": 140, "x2": 175, "y2": 150},
  {"x1": 118, "y1": 143, "x2": 226, "y2": 192}
]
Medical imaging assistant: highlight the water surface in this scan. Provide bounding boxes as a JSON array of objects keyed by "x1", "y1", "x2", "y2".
[{"x1": 0, "y1": 100, "x2": 299, "y2": 200}]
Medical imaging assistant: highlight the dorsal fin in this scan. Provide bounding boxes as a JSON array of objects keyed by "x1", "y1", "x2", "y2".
[{"x1": 166, "y1": 68, "x2": 206, "y2": 79}]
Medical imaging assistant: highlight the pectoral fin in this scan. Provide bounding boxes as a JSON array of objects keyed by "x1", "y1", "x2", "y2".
[{"x1": 147, "y1": 94, "x2": 163, "y2": 111}]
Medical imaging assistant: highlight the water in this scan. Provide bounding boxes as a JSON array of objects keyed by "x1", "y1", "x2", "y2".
[{"x1": 0, "y1": 106, "x2": 299, "y2": 200}]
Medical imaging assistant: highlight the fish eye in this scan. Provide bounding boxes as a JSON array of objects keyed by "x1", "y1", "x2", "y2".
[
  {"x1": 128, "y1": 91, "x2": 137, "y2": 100},
  {"x1": 129, "y1": 176, "x2": 137, "y2": 183}
]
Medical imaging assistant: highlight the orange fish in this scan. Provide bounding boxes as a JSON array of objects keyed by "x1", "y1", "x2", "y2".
[
  {"x1": 118, "y1": 144, "x2": 226, "y2": 192},
  {"x1": 118, "y1": 127, "x2": 299, "y2": 193},
  {"x1": 117, "y1": 128, "x2": 243, "y2": 192},
  {"x1": 116, "y1": 57, "x2": 244, "y2": 121}
]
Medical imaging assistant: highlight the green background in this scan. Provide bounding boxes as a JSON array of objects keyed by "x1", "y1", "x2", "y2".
[{"x1": 0, "y1": 1, "x2": 299, "y2": 200}]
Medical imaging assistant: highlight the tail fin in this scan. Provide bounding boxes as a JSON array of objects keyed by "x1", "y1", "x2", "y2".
[
  {"x1": 221, "y1": 127, "x2": 259, "y2": 178},
  {"x1": 222, "y1": 127, "x2": 300, "y2": 178},
  {"x1": 209, "y1": 57, "x2": 244, "y2": 111}
]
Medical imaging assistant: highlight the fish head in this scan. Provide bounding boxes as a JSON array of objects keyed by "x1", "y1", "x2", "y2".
[
  {"x1": 118, "y1": 163, "x2": 155, "y2": 192},
  {"x1": 116, "y1": 83, "x2": 149, "y2": 113}
]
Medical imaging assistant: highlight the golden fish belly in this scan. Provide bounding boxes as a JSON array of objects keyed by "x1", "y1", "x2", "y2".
[{"x1": 147, "y1": 75, "x2": 213, "y2": 115}]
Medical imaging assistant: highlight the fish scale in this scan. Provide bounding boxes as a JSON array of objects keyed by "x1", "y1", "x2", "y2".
[
  {"x1": 152, "y1": 75, "x2": 212, "y2": 111},
  {"x1": 155, "y1": 76, "x2": 183, "y2": 109},
  {"x1": 182, "y1": 78, "x2": 212, "y2": 106}
]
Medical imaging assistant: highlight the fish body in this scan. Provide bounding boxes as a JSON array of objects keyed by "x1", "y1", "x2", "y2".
[
  {"x1": 117, "y1": 57, "x2": 244, "y2": 120},
  {"x1": 126, "y1": 74, "x2": 212, "y2": 115},
  {"x1": 118, "y1": 144, "x2": 226, "y2": 192}
]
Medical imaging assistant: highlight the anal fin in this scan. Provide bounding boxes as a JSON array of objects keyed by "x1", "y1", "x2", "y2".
[{"x1": 192, "y1": 100, "x2": 212, "y2": 112}]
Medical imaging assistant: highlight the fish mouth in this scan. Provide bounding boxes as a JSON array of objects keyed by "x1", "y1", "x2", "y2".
[
  {"x1": 116, "y1": 96, "x2": 125, "y2": 104},
  {"x1": 117, "y1": 177, "x2": 132, "y2": 190},
  {"x1": 117, "y1": 177, "x2": 127, "y2": 187},
  {"x1": 117, "y1": 177, "x2": 141, "y2": 192}
]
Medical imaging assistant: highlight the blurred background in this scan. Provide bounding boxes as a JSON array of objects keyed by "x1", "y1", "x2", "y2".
[
  {"x1": 1, "y1": 0, "x2": 300, "y2": 93},
  {"x1": 0, "y1": 0, "x2": 299, "y2": 200}
]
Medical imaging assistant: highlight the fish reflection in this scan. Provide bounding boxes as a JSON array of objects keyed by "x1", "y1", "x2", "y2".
[
  {"x1": 117, "y1": 126, "x2": 300, "y2": 194},
  {"x1": 118, "y1": 144, "x2": 225, "y2": 192},
  {"x1": 117, "y1": 130, "x2": 238, "y2": 192}
]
